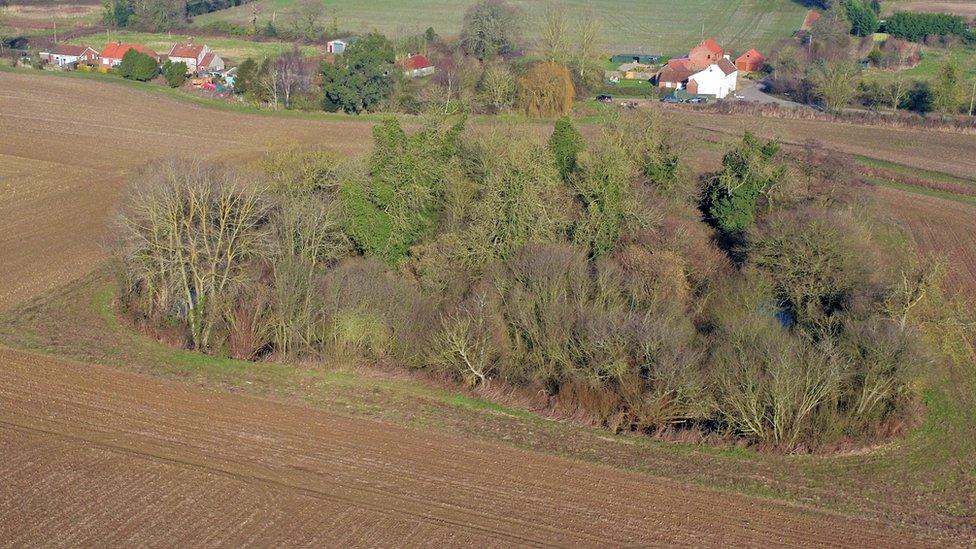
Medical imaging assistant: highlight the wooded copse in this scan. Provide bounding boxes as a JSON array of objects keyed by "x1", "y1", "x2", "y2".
[{"x1": 112, "y1": 112, "x2": 937, "y2": 451}]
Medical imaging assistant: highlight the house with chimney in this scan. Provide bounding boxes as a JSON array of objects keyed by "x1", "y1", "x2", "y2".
[
  {"x1": 166, "y1": 42, "x2": 224, "y2": 74},
  {"x1": 655, "y1": 38, "x2": 738, "y2": 99},
  {"x1": 39, "y1": 44, "x2": 99, "y2": 67}
]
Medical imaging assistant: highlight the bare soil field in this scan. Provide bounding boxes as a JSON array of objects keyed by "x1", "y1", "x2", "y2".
[
  {"x1": 0, "y1": 70, "x2": 372, "y2": 311},
  {"x1": 875, "y1": 187, "x2": 976, "y2": 294},
  {"x1": 670, "y1": 109, "x2": 976, "y2": 181},
  {"x1": 0, "y1": 346, "x2": 929, "y2": 546}
]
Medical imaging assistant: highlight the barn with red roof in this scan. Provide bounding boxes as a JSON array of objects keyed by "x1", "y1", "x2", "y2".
[{"x1": 735, "y1": 49, "x2": 766, "y2": 72}]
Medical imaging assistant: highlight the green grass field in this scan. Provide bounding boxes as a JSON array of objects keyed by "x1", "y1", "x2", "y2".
[
  {"x1": 67, "y1": 30, "x2": 323, "y2": 63},
  {"x1": 864, "y1": 44, "x2": 976, "y2": 90},
  {"x1": 193, "y1": 0, "x2": 809, "y2": 55}
]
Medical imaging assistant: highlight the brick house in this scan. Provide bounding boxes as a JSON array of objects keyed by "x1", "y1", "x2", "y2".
[
  {"x1": 655, "y1": 38, "x2": 738, "y2": 99},
  {"x1": 735, "y1": 49, "x2": 766, "y2": 72}
]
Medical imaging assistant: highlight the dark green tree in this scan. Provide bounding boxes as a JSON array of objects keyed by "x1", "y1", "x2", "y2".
[
  {"x1": 162, "y1": 60, "x2": 188, "y2": 87},
  {"x1": 340, "y1": 115, "x2": 465, "y2": 263},
  {"x1": 233, "y1": 57, "x2": 258, "y2": 95},
  {"x1": 320, "y1": 33, "x2": 396, "y2": 113},
  {"x1": 118, "y1": 49, "x2": 159, "y2": 81},
  {"x1": 548, "y1": 117, "x2": 584, "y2": 182},
  {"x1": 705, "y1": 132, "x2": 785, "y2": 235},
  {"x1": 932, "y1": 58, "x2": 964, "y2": 114},
  {"x1": 844, "y1": 0, "x2": 879, "y2": 37}
]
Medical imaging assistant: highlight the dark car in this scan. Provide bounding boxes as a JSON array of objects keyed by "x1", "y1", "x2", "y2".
[
  {"x1": 661, "y1": 95, "x2": 683, "y2": 103},
  {"x1": 596, "y1": 94, "x2": 613, "y2": 103},
  {"x1": 687, "y1": 97, "x2": 707, "y2": 104}
]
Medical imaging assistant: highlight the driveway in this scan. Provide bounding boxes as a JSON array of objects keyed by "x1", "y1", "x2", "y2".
[{"x1": 736, "y1": 78, "x2": 809, "y2": 108}]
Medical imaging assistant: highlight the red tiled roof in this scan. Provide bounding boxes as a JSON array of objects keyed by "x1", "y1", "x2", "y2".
[
  {"x1": 657, "y1": 58, "x2": 698, "y2": 83},
  {"x1": 401, "y1": 54, "x2": 433, "y2": 71},
  {"x1": 717, "y1": 58, "x2": 737, "y2": 75},
  {"x1": 736, "y1": 48, "x2": 765, "y2": 64},
  {"x1": 199, "y1": 52, "x2": 215, "y2": 69},
  {"x1": 101, "y1": 42, "x2": 158, "y2": 60},
  {"x1": 169, "y1": 42, "x2": 205, "y2": 59},
  {"x1": 698, "y1": 38, "x2": 723, "y2": 55}
]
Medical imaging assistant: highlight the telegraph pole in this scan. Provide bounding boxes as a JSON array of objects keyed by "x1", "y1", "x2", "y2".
[{"x1": 970, "y1": 79, "x2": 976, "y2": 117}]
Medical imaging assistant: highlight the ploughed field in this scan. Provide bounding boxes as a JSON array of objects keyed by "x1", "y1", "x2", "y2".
[
  {"x1": 0, "y1": 70, "x2": 372, "y2": 311},
  {"x1": 0, "y1": 346, "x2": 926, "y2": 546},
  {"x1": 0, "y1": 71, "x2": 972, "y2": 544}
]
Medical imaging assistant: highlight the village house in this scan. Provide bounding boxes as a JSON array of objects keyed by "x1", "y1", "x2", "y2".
[
  {"x1": 399, "y1": 53, "x2": 435, "y2": 78},
  {"x1": 39, "y1": 44, "x2": 99, "y2": 67},
  {"x1": 735, "y1": 48, "x2": 766, "y2": 72},
  {"x1": 688, "y1": 38, "x2": 724, "y2": 66},
  {"x1": 167, "y1": 42, "x2": 225, "y2": 74},
  {"x1": 655, "y1": 38, "x2": 738, "y2": 99},
  {"x1": 100, "y1": 42, "x2": 159, "y2": 68}
]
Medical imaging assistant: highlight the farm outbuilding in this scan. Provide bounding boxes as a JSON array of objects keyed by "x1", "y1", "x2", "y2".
[
  {"x1": 611, "y1": 53, "x2": 660, "y2": 65},
  {"x1": 735, "y1": 49, "x2": 765, "y2": 72}
]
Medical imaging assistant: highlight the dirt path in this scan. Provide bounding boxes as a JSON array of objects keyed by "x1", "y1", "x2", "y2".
[{"x1": 0, "y1": 346, "x2": 930, "y2": 546}]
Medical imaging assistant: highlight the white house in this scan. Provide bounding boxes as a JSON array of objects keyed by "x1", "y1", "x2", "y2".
[
  {"x1": 39, "y1": 44, "x2": 99, "y2": 67},
  {"x1": 167, "y1": 42, "x2": 224, "y2": 74},
  {"x1": 686, "y1": 57, "x2": 738, "y2": 99},
  {"x1": 326, "y1": 39, "x2": 347, "y2": 54}
]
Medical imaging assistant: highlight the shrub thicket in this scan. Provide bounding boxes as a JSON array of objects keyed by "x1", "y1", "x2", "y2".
[{"x1": 113, "y1": 114, "x2": 930, "y2": 451}]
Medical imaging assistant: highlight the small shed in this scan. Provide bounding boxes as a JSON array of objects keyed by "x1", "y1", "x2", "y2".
[
  {"x1": 735, "y1": 49, "x2": 765, "y2": 72},
  {"x1": 326, "y1": 39, "x2": 347, "y2": 54},
  {"x1": 610, "y1": 53, "x2": 660, "y2": 65}
]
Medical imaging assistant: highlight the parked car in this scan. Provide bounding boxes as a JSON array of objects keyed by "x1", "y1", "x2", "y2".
[
  {"x1": 661, "y1": 95, "x2": 683, "y2": 103},
  {"x1": 596, "y1": 94, "x2": 613, "y2": 103},
  {"x1": 687, "y1": 97, "x2": 707, "y2": 104}
]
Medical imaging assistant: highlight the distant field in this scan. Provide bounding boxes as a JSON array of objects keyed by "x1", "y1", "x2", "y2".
[
  {"x1": 0, "y1": 2, "x2": 101, "y2": 37},
  {"x1": 883, "y1": 0, "x2": 976, "y2": 16},
  {"x1": 66, "y1": 31, "x2": 322, "y2": 63},
  {"x1": 193, "y1": 0, "x2": 809, "y2": 55}
]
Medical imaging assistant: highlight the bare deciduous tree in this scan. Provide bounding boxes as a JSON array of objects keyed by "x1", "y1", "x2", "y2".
[
  {"x1": 114, "y1": 159, "x2": 269, "y2": 350},
  {"x1": 536, "y1": 2, "x2": 569, "y2": 63},
  {"x1": 288, "y1": 0, "x2": 325, "y2": 41},
  {"x1": 261, "y1": 49, "x2": 310, "y2": 110}
]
